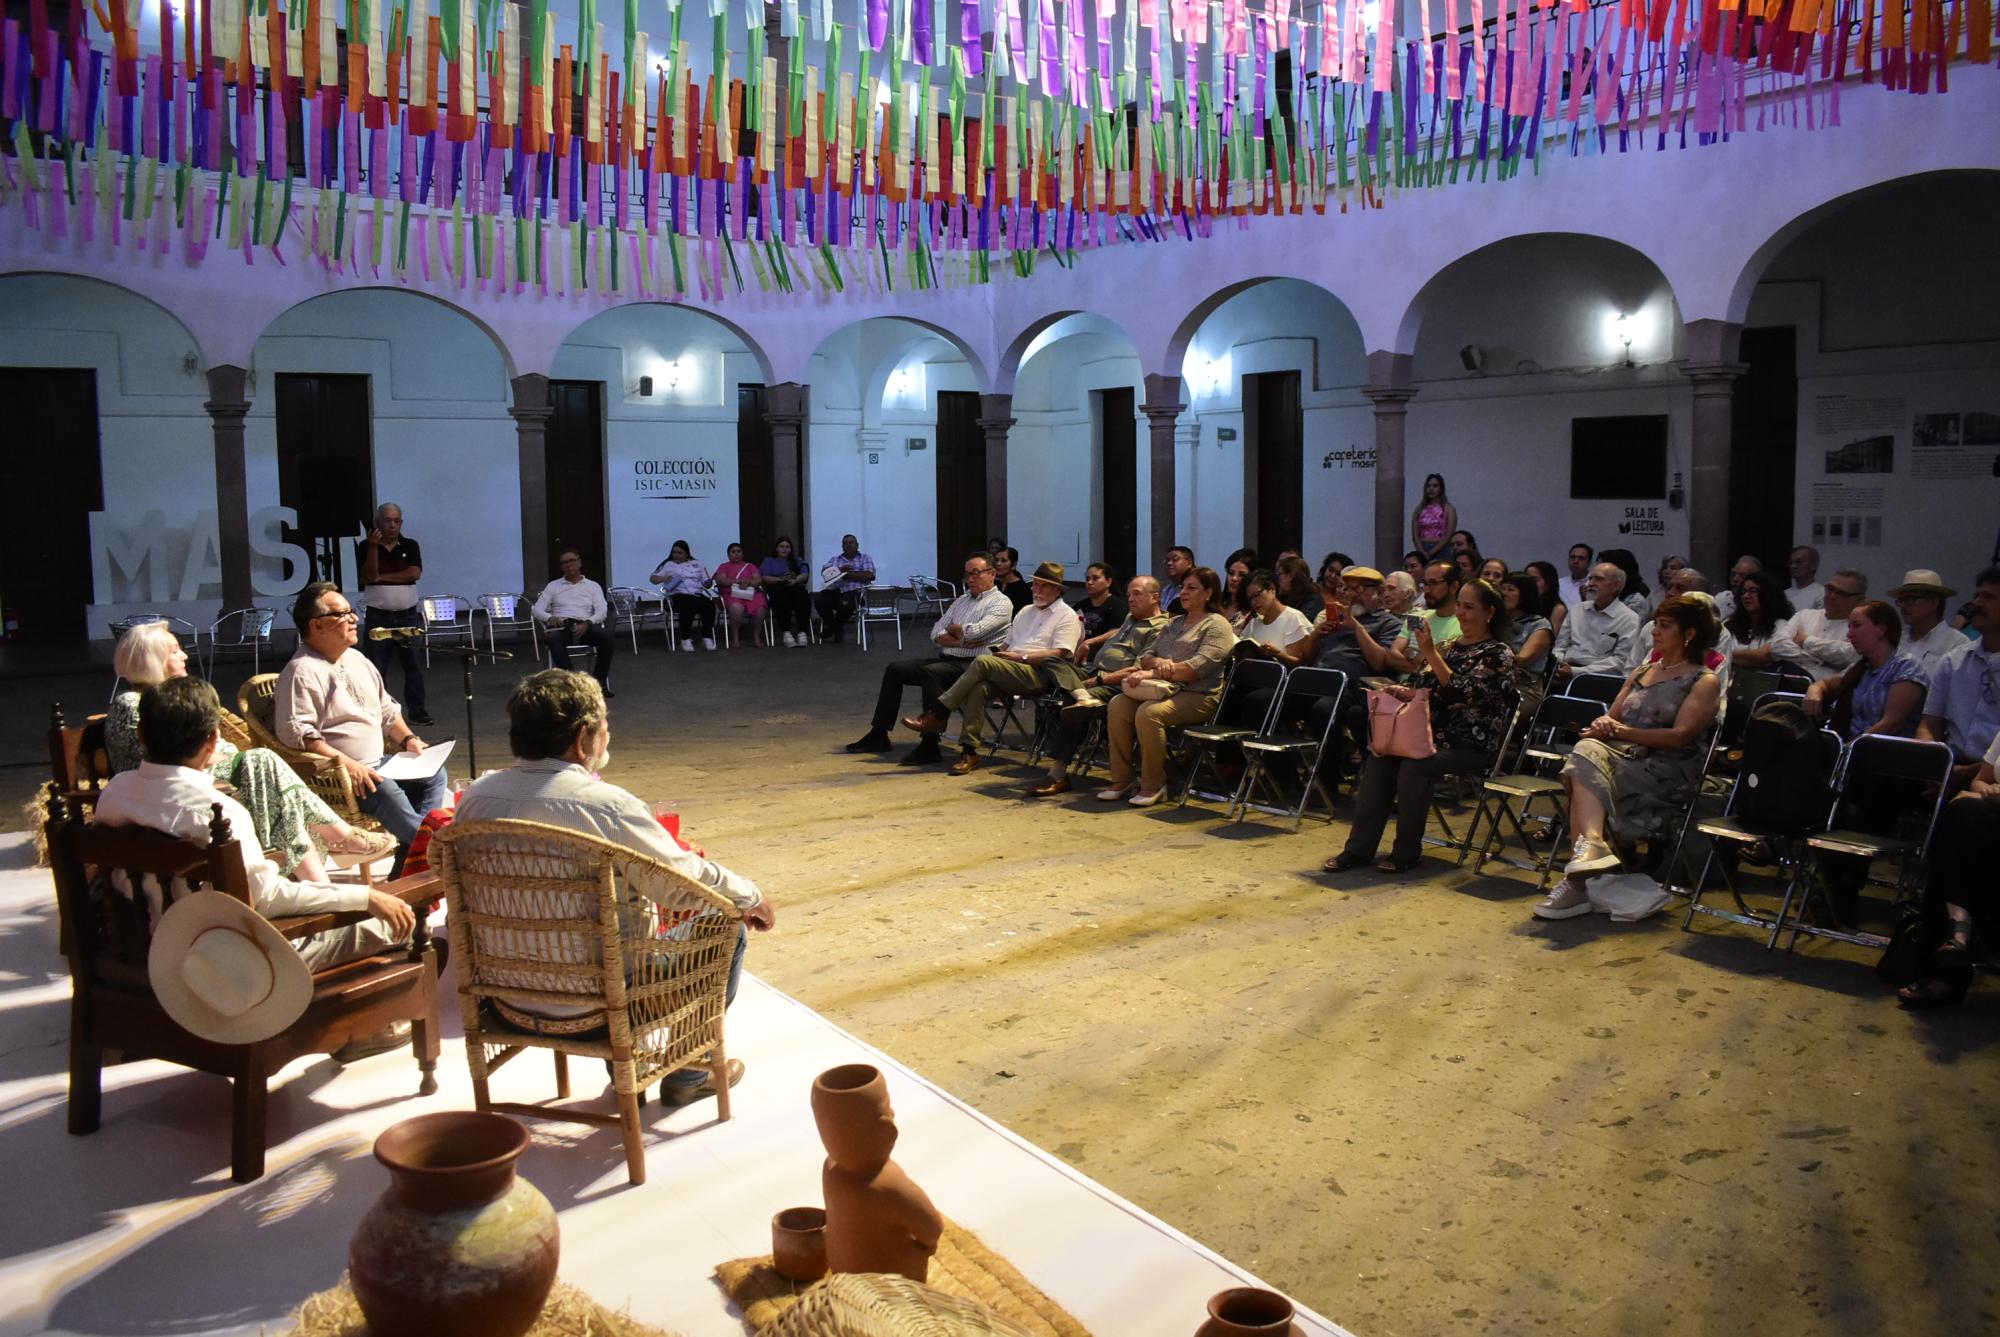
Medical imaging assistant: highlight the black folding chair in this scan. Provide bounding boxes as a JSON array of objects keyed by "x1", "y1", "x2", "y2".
[
  {"x1": 1787, "y1": 735, "x2": 1956, "y2": 950},
  {"x1": 1464, "y1": 696, "x2": 1605, "y2": 893},
  {"x1": 1233, "y1": 668, "x2": 1350, "y2": 830},
  {"x1": 1682, "y1": 725, "x2": 1843, "y2": 947},
  {"x1": 1175, "y1": 660, "x2": 1286, "y2": 813},
  {"x1": 1428, "y1": 694, "x2": 1525, "y2": 858},
  {"x1": 1562, "y1": 671, "x2": 1627, "y2": 706}
]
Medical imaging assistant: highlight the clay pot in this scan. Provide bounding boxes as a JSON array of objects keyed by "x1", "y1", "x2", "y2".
[
  {"x1": 1198, "y1": 1286, "x2": 1296, "y2": 1336},
  {"x1": 349, "y1": 1112, "x2": 560, "y2": 1337},
  {"x1": 771, "y1": 1206, "x2": 829, "y2": 1282}
]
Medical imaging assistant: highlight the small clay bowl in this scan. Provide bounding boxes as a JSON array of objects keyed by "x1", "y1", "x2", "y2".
[
  {"x1": 771, "y1": 1206, "x2": 829, "y2": 1282},
  {"x1": 1200, "y1": 1286, "x2": 1296, "y2": 1335}
]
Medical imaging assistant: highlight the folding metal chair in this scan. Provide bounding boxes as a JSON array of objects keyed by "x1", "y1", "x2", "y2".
[
  {"x1": 910, "y1": 576, "x2": 955, "y2": 621},
  {"x1": 1176, "y1": 660, "x2": 1286, "y2": 813},
  {"x1": 206, "y1": 607, "x2": 281, "y2": 677},
  {"x1": 475, "y1": 593, "x2": 541, "y2": 655},
  {"x1": 1234, "y1": 667, "x2": 1350, "y2": 830},
  {"x1": 1562, "y1": 671, "x2": 1627, "y2": 706},
  {"x1": 418, "y1": 594, "x2": 477, "y2": 665},
  {"x1": 606, "y1": 586, "x2": 649, "y2": 652},
  {"x1": 856, "y1": 585, "x2": 903, "y2": 651},
  {"x1": 1785, "y1": 735, "x2": 1956, "y2": 950},
  {"x1": 1683, "y1": 725, "x2": 1843, "y2": 946},
  {"x1": 1426, "y1": 694, "x2": 1526, "y2": 857},
  {"x1": 1464, "y1": 695, "x2": 1605, "y2": 892},
  {"x1": 983, "y1": 687, "x2": 1042, "y2": 755}
]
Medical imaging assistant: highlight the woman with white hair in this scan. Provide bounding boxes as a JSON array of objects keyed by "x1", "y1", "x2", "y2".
[
  {"x1": 1382, "y1": 569, "x2": 1420, "y2": 615},
  {"x1": 106, "y1": 622, "x2": 395, "y2": 880}
]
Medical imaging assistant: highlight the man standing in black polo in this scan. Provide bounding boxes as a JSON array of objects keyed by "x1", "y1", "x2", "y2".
[{"x1": 358, "y1": 502, "x2": 431, "y2": 725}]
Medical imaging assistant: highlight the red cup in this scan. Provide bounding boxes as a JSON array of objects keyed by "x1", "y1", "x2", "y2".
[{"x1": 653, "y1": 802, "x2": 681, "y2": 841}]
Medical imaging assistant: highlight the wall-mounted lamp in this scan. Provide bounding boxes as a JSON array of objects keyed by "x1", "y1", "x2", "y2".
[
  {"x1": 638, "y1": 375, "x2": 655, "y2": 397},
  {"x1": 1613, "y1": 313, "x2": 1634, "y2": 367}
]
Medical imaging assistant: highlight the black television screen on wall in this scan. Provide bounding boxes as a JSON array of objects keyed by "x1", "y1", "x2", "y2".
[{"x1": 1570, "y1": 415, "x2": 1668, "y2": 499}]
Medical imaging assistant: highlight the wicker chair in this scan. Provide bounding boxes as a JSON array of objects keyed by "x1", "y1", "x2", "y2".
[
  {"x1": 235, "y1": 673, "x2": 386, "y2": 836},
  {"x1": 432, "y1": 819, "x2": 743, "y2": 1186}
]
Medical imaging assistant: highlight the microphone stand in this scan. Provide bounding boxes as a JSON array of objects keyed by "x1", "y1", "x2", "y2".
[{"x1": 422, "y1": 642, "x2": 514, "y2": 777}]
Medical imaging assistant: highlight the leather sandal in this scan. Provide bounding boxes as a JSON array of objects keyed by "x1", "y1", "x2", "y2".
[{"x1": 1322, "y1": 852, "x2": 1370, "y2": 874}]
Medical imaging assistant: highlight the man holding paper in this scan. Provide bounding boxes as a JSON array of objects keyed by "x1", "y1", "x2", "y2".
[{"x1": 278, "y1": 580, "x2": 451, "y2": 876}]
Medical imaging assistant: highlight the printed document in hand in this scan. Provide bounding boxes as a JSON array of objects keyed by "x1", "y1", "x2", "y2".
[{"x1": 377, "y1": 738, "x2": 454, "y2": 781}]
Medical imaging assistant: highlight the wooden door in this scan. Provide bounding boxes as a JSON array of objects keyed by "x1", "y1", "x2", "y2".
[
  {"x1": 0, "y1": 369, "x2": 103, "y2": 638},
  {"x1": 736, "y1": 383, "x2": 776, "y2": 557},
  {"x1": 1245, "y1": 371, "x2": 1303, "y2": 556},
  {"x1": 545, "y1": 380, "x2": 608, "y2": 582},
  {"x1": 276, "y1": 373, "x2": 373, "y2": 540},
  {"x1": 1728, "y1": 327, "x2": 1798, "y2": 567},
  {"x1": 1097, "y1": 386, "x2": 1138, "y2": 582},
  {"x1": 934, "y1": 390, "x2": 986, "y2": 579}
]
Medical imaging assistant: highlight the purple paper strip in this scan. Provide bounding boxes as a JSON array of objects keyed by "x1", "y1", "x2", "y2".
[
  {"x1": 370, "y1": 127, "x2": 388, "y2": 200},
  {"x1": 960, "y1": 0, "x2": 983, "y2": 76},
  {"x1": 867, "y1": 0, "x2": 889, "y2": 52},
  {"x1": 913, "y1": 0, "x2": 933, "y2": 65}
]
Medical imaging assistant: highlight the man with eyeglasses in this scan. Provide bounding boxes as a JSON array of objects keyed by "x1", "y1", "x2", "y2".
[
  {"x1": 845, "y1": 553, "x2": 1013, "y2": 765},
  {"x1": 1918, "y1": 567, "x2": 2000, "y2": 790},
  {"x1": 277, "y1": 581, "x2": 449, "y2": 875},
  {"x1": 1891, "y1": 569, "x2": 1967, "y2": 676},
  {"x1": 1770, "y1": 567, "x2": 1865, "y2": 681}
]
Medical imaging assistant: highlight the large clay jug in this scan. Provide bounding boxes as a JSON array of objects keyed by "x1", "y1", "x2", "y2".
[{"x1": 349, "y1": 1112, "x2": 560, "y2": 1337}]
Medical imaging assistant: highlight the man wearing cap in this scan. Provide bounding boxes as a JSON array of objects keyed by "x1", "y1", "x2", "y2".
[
  {"x1": 1892, "y1": 569, "x2": 1966, "y2": 676},
  {"x1": 905, "y1": 562, "x2": 1083, "y2": 775},
  {"x1": 1237, "y1": 566, "x2": 1405, "y2": 765},
  {"x1": 1918, "y1": 568, "x2": 2000, "y2": 789},
  {"x1": 846, "y1": 553, "x2": 1014, "y2": 765},
  {"x1": 94, "y1": 679, "x2": 416, "y2": 971}
]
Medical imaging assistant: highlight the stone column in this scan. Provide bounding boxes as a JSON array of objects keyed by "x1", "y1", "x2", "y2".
[
  {"x1": 765, "y1": 382, "x2": 811, "y2": 548},
  {"x1": 978, "y1": 392, "x2": 1015, "y2": 543},
  {"x1": 1361, "y1": 351, "x2": 1417, "y2": 573},
  {"x1": 1678, "y1": 320, "x2": 1747, "y2": 582},
  {"x1": 509, "y1": 374, "x2": 553, "y2": 590},
  {"x1": 1141, "y1": 373, "x2": 1185, "y2": 577},
  {"x1": 204, "y1": 365, "x2": 254, "y2": 610}
]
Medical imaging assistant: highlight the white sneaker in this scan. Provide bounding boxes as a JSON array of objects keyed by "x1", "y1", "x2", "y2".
[
  {"x1": 701, "y1": 637, "x2": 717, "y2": 651},
  {"x1": 792, "y1": 634, "x2": 810, "y2": 647},
  {"x1": 781, "y1": 632, "x2": 797, "y2": 647},
  {"x1": 1565, "y1": 837, "x2": 1622, "y2": 875},
  {"x1": 1533, "y1": 878, "x2": 1594, "y2": 920},
  {"x1": 679, "y1": 639, "x2": 694, "y2": 652}
]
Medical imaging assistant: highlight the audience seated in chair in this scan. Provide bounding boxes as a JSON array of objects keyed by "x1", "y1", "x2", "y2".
[
  {"x1": 1235, "y1": 566, "x2": 1403, "y2": 781},
  {"x1": 1217, "y1": 548, "x2": 1258, "y2": 631},
  {"x1": 453, "y1": 669, "x2": 776, "y2": 1106},
  {"x1": 1916, "y1": 567, "x2": 2000, "y2": 789},
  {"x1": 535, "y1": 550, "x2": 617, "y2": 688},
  {"x1": 1803, "y1": 600, "x2": 1928, "y2": 744},
  {"x1": 814, "y1": 534, "x2": 877, "y2": 644},
  {"x1": 1723, "y1": 570, "x2": 1796, "y2": 675},
  {"x1": 277, "y1": 582, "x2": 451, "y2": 878},
  {"x1": 1895, "y1": 732, "x2": 1999, "y2": 1008},
  {"x1": 761, "y1": 536, "x2": 814, "y2": 647},
  {"x1": 905, "y1": 563, "x2": 1082, "y2": 775},
  {"x1": 1160, "y1": 546, "x2": 1196, "y2": 614},
  {"x1": 649, "y1": 539, "x2": 716, "y2": 651},
  {"x1": 1767, "y1": 568, "x2": 1866, "y2": 682},
  {"x1": 1713, "y1": 553, "x2": 1764, "y2": 622},
  {"x1": 94, "y1": 678, "x2": 418, "y2": 1012},
  {"x1": 715, "y1": 542, "x2": 768, "y2": 648},
  {"x1": 107, "y1": 622, "x2": 393, "y2": 881},
  {"x1": 1787, "y1": 545, "x2": 1825, "y2": 613},
  {"x1": 1533, "y1": 597, "x2": 1722, "y2": 920},
  {"x1": 1890, "y1": 569, "x2": 1969, "y2": 676},
  {"x1": 1323, "y1": 579, "x2": 1517, "y2": 878},
  {"x1": 1236, "y1": 570, "x2": 1315, "y2": 657},
  {"x1": 1096, "y1": 566, "x2": 1240, "y2": 808},
  {"x1": 1068, "y1": 562, "x2": 1129, "y2": 644},
  {"x1": 846, "y1": 555, "x2": 1012, "y2": 765},
  {"x1": 991, "y1": 547, "x2": 1034, "y2": 612},
  {"x1": 1029, "y1": 577, "x2": 1172, "y2": 796},
  {"x1": 1552, "y1": 562, "x2": 1642, "y2": 684}
]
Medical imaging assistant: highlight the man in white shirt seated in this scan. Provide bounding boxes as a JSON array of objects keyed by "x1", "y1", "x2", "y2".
[
  {"x1": 1553, "y1": 562, "x2": 1642, "y2": 682},
  {"x1": 846, "y1": 553, "x2": 1014, "y2": 766},
  {"x1": 1786, "y1": 545, "x2": 1825, "y2": 613},
  {"x1": 278, "y1": 581, "x2": 447, "y2": 876},
  {"x1": 1769, "y1": 567, "x2": 1865, "y2": 681},
  {"x1": 533, "y1": 549, "x2": 616, "y2": 695},
  {"x1": 904, "y1": 562, "x2": 1083, "y2": 775},
  {"x1": 1917, "y1": 567, "x2": 2000, "y2": 791},
  {"x1": 1891, "y1": 569, "x2": 1966, "y2": 676},
  {"x1": 95, "y1": 678, "x2": 418, "y2": 1053},
  {"x1": 455, "y1": 669, "x2": 777, "y2": 1106}
]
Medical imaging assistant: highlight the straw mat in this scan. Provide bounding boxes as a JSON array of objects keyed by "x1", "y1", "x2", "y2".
[
  {"x1": 714, "y1": 1220, "x2": 1088, "y2": 1336},
  {"x1": 282, "y1": 1274, "x2": 685, "y2": 1336}
]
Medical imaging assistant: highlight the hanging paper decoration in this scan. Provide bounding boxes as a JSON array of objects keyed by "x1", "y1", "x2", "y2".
[{"x1": 0, "y1": 0, "x2": 1991, "y2": 300}]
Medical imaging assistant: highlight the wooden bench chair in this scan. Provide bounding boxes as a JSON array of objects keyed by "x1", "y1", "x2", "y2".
[{"x1": 43, "y1": 786, "x2": 443, "y2": 1183}]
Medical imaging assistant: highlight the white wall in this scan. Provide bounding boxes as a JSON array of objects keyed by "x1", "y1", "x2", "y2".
[
  {"x1": 251, "y1": 290, "x2": 518, "y2": 605},
  {"x1": 550, "y1": 304, "x2": 761, "y2": 588},
  {"x1": 1750, "y1": 173, "x2": 2000, "y2": 595},
  {"x1": 1009, "y1": 329, "x2": 1144, "y2": 572},
  {"x1": 0, "y1": 275, "x2": 220, "y2": 635},
  {"x1": 1404, "y1": 235, "x2": 1693, "y2": 580}
]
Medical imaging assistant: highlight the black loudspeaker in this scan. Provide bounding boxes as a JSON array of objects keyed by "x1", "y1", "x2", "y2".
[{"x1": 294, "y1": 455, "x2": 371, "y2": 537}]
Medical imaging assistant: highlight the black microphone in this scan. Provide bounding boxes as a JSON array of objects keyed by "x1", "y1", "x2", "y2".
[{"x1": 368, "y1": 626, "x2": 428, "y2": 641}]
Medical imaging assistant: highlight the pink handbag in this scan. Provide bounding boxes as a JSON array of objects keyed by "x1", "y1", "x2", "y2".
[{"x1": 1366, "y1": 688, "x2": 1436, "y2": 759}]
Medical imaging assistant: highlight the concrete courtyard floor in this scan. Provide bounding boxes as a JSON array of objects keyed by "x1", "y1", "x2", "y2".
[{"x1": 5, "y1": 637, "x2": 1997, "y2": 1336}]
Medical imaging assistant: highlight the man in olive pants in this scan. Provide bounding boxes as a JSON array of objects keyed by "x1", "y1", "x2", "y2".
[{"x1": 905, "y1": 563, "x2": 1082, "y2": 775}]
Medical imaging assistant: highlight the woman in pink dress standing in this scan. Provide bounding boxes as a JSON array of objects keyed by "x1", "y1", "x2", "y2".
[{"x1": 1410, "y1": 473, "x2": 1457, "y2": 566}]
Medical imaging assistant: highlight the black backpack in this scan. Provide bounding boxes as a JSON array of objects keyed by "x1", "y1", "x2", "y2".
[{"x1": 1734, "y1": 700, "x2": 1837, "y2": 832}]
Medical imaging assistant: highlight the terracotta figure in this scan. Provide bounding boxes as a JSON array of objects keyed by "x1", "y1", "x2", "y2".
[{"x1": 811, "y1": 1063, "x2": 943, "y2": 1282}]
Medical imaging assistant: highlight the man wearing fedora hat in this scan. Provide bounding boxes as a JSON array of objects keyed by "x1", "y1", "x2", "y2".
[
  {"x1": 95, "y1": 678, "x2": 418, "y2": 973},
  {"x1": 846, "y1": 553, "x2": 1014, "y2": 765},
  {"x1": 1890, "y1": 569, "x2": 1965, "y2": 676},
  {"x1": 905, "y1": 562, "x2": 1083, "y2": 774},
  {"x1": 1918, "y1": 567, "x2": 2000, "y2": 787}
]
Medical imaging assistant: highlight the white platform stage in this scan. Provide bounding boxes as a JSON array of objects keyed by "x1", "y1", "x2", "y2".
[{"x1": 0, "y1": 834, "x2": 1352, "y2": 1336}]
